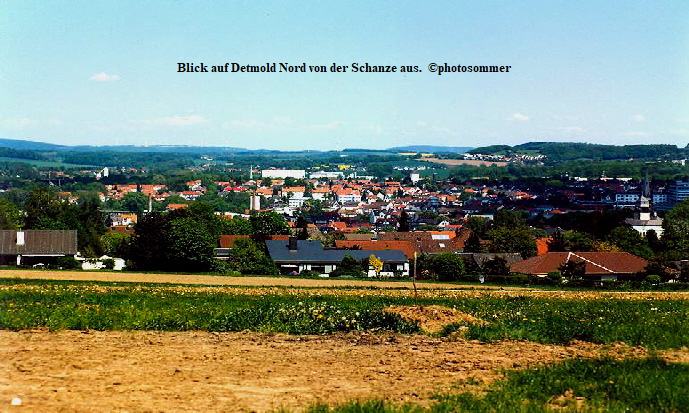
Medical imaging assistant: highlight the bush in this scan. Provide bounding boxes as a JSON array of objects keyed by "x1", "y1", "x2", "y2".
[
  {"x1": 645, "y1": 274, "x2": 662, "y2": 285},
  {"x1": 56, "y1": 256, "x2": 80, "y2": 269},
  {"x1": 547, "y1": 271, "x2": 563, "y2": 285},
  {"x1": 331, "y1": 255, "x2": 365, "y2": 277},
  {"x1": 430, "y1": 252, "x2": 465, "y2": 281},
  {"x1": 482, "y1": 257, "x2": 510, "y2": 275},
  {"x1": 101, "y1": 258, "x2": 115, "y2": 270}
]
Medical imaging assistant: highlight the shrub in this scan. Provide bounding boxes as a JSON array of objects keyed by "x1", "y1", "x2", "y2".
[
  {"x1": 101, "y1": 258, "x2": 115, "y2": 270},
  {"x1": 482, "y1": 256, "x2": 510, "y2": 275},
  {"x1": 430, "y1": 252, "x2": 465, "y2": 281},
  {"x1": 56, "y1": 256, "x2": 80, "y2": 269},
  {"x1": 331, "y1": 255, "x2": 365, "y2": 277},
  {"x1": 645, "y1": 274, "x2": 662, "y2": 285},
  {"x1": 547, "y1": 271, "x2": 563, "y2": 285}
]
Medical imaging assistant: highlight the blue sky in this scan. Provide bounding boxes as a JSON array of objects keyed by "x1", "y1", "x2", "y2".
[{"x1": 1, "y1": 1, "x2": 688, "y2": 150}]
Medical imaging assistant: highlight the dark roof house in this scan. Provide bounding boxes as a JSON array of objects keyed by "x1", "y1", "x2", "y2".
[
  {"x1": 265, "y1": 239, "x2": 408, "y2": 276},
  {"x1": 0, "y1": 230, "x2": 78, "y2": 266}
]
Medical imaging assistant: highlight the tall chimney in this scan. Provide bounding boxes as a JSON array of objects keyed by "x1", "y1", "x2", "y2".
[{"x1": 288, "y1": 236, "x2": 298, "y2": 251}]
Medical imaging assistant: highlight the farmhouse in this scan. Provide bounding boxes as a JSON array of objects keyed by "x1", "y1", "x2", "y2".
[
  {"x1": 0, "y1": 230, "x2": 78, "y2": 266},
  {"x1": 510, "y1": 251, "x2": 648, "y2": 281},
  {"x1": 266, "y1": 238, "x2": 409, "y2": 277}
]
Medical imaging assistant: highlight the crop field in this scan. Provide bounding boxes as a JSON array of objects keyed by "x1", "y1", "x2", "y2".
[{"x1": 2, "y1": 277, "x2": 689, "y2": 412}]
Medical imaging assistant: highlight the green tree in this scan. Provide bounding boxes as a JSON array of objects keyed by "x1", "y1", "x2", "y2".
[
  {"x1": 493, "y1": 210, "x2": 528, "y2": 229},
  {"x1": 661, "y1": 200, "x2": 689, "y2": 260},
  {"x1": 295, "y1": 216, "x2": 309, "y2": 240},
  {"x1": 563, "y1": 231, "x2": 596, "y2": 252},
  {"x1": 397, "y1": 210, "x2": 410, "y2": 232},
  {"x1": 547, "y1": 229, "x2": 567, "y2": 252},
  {"x1": 121, "y1": 192, "x2": 149, "y2": 214},
  {"x1": 463, "y1": 231, "x2": 485, "y2": 253},
  {"x1": 0, "y1": 198, "x2": 22, "y2": 229},
  {"x1": 23, "y1": 187, "x2": 106, "y2": 256},
  {"x1": 250, "y1": 211, "x2": 291, "y2": 236},
  {"x1": 331, "y1": 255, "x2": 365, "y2": 277},
  {"x1": 430, "y1": 252, "x2": 465, "y2": 281},
  {"x1": 167, "y1": 217, "x2": 218, "y2": 272},
  {"x1": 219, "y1": 216, "x2": 253, "y2": 235},
  {"x1": 24, "y1": 187, "x2": 64, "y2": 229},
  {"x1": 128, "y1": 206, "x2": 228, "y2": 272},
  {"x1": 466, "y1": 216, "x2": 490, "y2": 238},
  {"x1": 559, "y1": 260, "x2": 586, "y2": 279},
  {"x1": 128, "y1": 212, "x2": 173, "y2": 271},
  {"x1": 101, "y1": 232, "x2": 131, "y2": 257},
  {"x1": 607, "y1": 227, "x2": 653, "y2": 259},
  {"x1": 487, "y1": 227, "x2": 537, "y2": 258},
  {"x1": 226, "y1": 239, "x2": 278, "y2": 275},
  {"x1": 72, "y1": 197, "x2": 107, "y2": 257},
  {"x1": 482, "y1": 256, "x2": 510, "y2": 275}
]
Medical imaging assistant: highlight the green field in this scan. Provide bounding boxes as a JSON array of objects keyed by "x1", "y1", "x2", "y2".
[
  {"x1": 2, "y1": 281, "x2": 688, "y2": 348},
  {"x1": 2, "y1": 279, "x2": 687, "y2": 412}
]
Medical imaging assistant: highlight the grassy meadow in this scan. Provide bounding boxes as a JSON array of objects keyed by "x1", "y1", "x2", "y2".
[{"x1": 2, "y1": 278, "x2": 688, "y2": 412}]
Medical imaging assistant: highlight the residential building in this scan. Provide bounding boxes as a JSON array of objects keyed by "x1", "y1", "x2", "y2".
[
  {"x1": 510, "y1": 251, "x2": 648, "y2": 281},
  {"x1": 266, "y1": 239, "x2": 409, "y2": 277},
  {"x1": 261, "y1": 169, "x2": 306, "y2": 179},
  {"x1": 0, "y1": 230, "x2": 78, "y2": 266}
]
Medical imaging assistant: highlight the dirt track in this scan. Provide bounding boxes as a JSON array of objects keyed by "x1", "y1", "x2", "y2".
[
  {"x1": 0, "y1": 269, "x2": 521, "y2": 290},
  {"x1": 1, "y1": 330, "x2": 659, "y2": 412}
]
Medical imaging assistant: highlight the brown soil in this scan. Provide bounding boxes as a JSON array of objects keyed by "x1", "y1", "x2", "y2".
[
  {"x1": 1, "y1": 330, "x2": 655, "y2": 412},
  {"x1": 0, "y1": 269, "x2": 524, "y2": 290},
  {"x1": 384, "y1": 305, "x2": 488, "y2": 333}
]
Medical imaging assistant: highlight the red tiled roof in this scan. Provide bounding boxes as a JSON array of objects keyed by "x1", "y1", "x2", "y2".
[
  {"x1": 510, "y1": 252, "x2": 648, "y2": 275},
  {"x1": 378, "y1": 231, "x2": 469, "y2": 254},
  {"x1": 335, "y1": 240, "x2": 417, "y2": 259}
]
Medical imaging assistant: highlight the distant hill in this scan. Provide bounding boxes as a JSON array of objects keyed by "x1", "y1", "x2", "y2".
[
  {"x1": 470, "y1": 142, "x2": 685, "y2": 162},
  {"x1": 68, "y1": 145, "x2": 249, "y2": 153},
  {"x1": 0, "y1": 139, "x2": 249, "y2": 153},
  {"x1": 387, "y1": 145, "x2": 473, "y2": 153},
  {"x1": 0, "y1": 138, "x2": 67, "y2": 151}
]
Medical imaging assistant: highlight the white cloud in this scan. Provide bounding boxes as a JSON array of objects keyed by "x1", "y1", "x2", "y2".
[
  {"x1": 552, "y1": 114, "x2": 579, "y2": 121},
  {"x1": 1, "y1": 117, "x2": 35, "y2": 127},
  {"x1": 360, "y1": 123, "x2": 383, "y2": 134},
  {"x1": 622, "y1": 131, "x2": 648, "y2": 137},
  {"x1": 416, "y1": 121, "x2": 427, "y2": 127},
  {"x1": 507, "y1": 113, "x2": 529, "y2": 122},
  {"x1": 89, "y1": 72, "x2": 121, "y2": 82},
  {"x1": 225, "y1": 119, "x2": 258, "y2": 128},
  {"x1": 133, "y1": 115, "x2": 207, "y2": 127},
  {"x1": 558, "y1": 126, "x2": 585, "y2": 134},
  {"x1": 160, "y1": 115, "x2": 206, "y2": 126},
  {"x1": 271, "y1": 116, "x2": 292, "y2": 124},
  {"x1": 668, "y1": 128, "x2": 689, "y2": 135},
  {"x1": 309, "y1": 120, "x2": 342, "y2": 130},
  {"x1": 632, "y1": 114, "x2": 646, "y2": 122}
]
